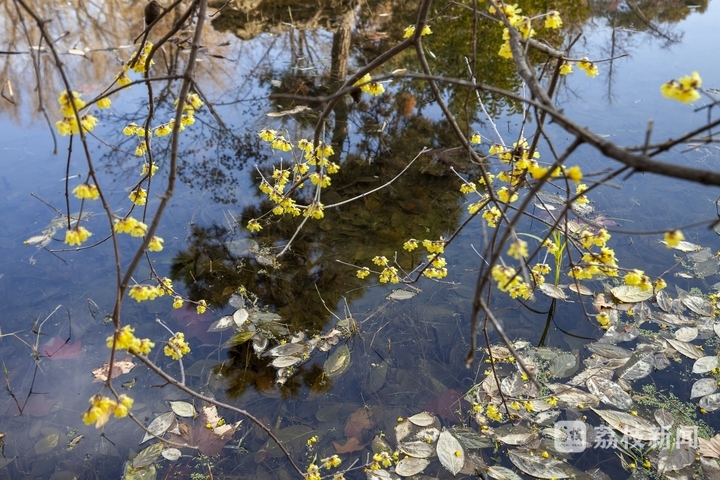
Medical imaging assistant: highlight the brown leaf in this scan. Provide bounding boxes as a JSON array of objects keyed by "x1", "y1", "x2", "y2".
[
  {"x1": 699, "y1": 434, "x2": 720, "y2": 458},
  {"x1": 92, "y1": 357, "x2": 136, "y2": 382},
  {"x1": 344, "y1": 408, "x2": 374, "y2": 439},
  {"x1": 333, "y1": 437, "x2": 365, "y2": 453}
]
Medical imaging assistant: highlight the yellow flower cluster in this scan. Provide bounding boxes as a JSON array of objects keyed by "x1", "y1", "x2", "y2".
[
  {"x1": 373, "y1": 452, "x2": 394, "y2": 468},
  {"x1": 661, "y1": 72, "x2": 701, "y2": 104},
  {"x1": 148, "y1": 236, "x2": 164, "y2": 252},
  {"x1": 129, "y1": 188, "x2": 147, "y2": 206},
  {"x1": 64, "y1": 226, "x2": 92, "y2": 246},
  {"x1": 544, "y1": 11, "x2": 563, "y2": 29},
  {"x1": 114, "y1": 217, "x2": 148, "y2": 237},
  {"x1": 569, "y1": 227, "x2": 618, "y2": 280},
  {"x1": 73, "y1": 183, "x2": 100, "y2": 200},
  {"x1": 322, "y1": 455, "x2": 342, "y2": 469},
  {"x1": 164, "y1": 332, "x2": 191, "y2": 360},
  {"x1": 127, "y1": 41, "x2": 155, "y2": 73},
  {"x1": 482, "y1": 206, "x2": 502, "y2": 227},
  {"x1": 354, "y1": 73, "x2": 385, "y2": 96},
  {"x1": 141, "y1": 162, "x2": 159, "y2": 177},
  {"x1": 403, "y1": 24, "x2": 432, "y2": 38},
  {"x1": 247, "y1": 219, "x2": 262, "y2": 232},
  {"x1": 664, "y1": 229, "x2": 684, "y2": 247},
  {"x1": 255, "y1": 133, "x2": 341, "y2": 225},
  {"x1": 55, "y1": 90, "x2": 99, "y2": 136},
  {"x1": 196, "y1": 299, "x2": 207, "y2": 314},
  {"x1": 356, "y1": 267, "x2": 370, "y2": 279},
  {"x1": 577, "y1": 58, "x2": 599, "y2": 78},
  {"x1": 507, "y1": 239, "x2": 528, "y2": 260},
  {"x1": 492, "y1": 265, "x2": 532, "y2": 299},
  {"x1": 107, "y1": 325, "x2": 154, "y2": 355},
  {"x1": 486, "y1": 404, "x2": 503, "y2": 422},
  {"x1": 82, "y1": 394, "x2": 134, "y2": 428},
  {"x1": 128, "y1": 284, "x2": 163, "y2": 302},
  {"x1": 624, "y1": 269, "x2": 652, "y2": 291},
  {"x1": 173, "y1": 296, "x2": 184, "y2": 308}
]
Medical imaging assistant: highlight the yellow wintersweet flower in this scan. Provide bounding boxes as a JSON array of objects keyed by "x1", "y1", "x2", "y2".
[
  {"x1": 129, "y1": 188, "x2": 147, "y2": 205},
  {"x1": 664, "y1": 229, "x2": 684, "y2": 247},
  {"x1": 247, "y1": 219, "x2": 262, "y2": 232},
  {"x1": 173, "y1": 296, "x2": 184, "y2": 308},
  {"x1": 565, "y1": 165, "x2": 583, "y2": 183},
  {"x1": 72, "y1": 183, "x2": 100, "y2": 200},
  {"x1": 141, "y1": 162, "x2": 159, "y2": 177},
  {"x1": 80, "y1": 115, "x2": 99, "y2": 132},
  {"x1": 155, "y1": 123, "x2": 172, "y2": 137},
  {"x1": 497, "y1": 186, "x2": 518, "y2": 203},
  {"x1": 64, "y1": 226, "x2": 92, "y2": 246},
  {"x1": 180, "y1": 113, "x2": 195, "y2": 127},
  {"x1": 422, "y1": 239, "x2": 445, "y2": 254},
  {"x1": 403, "y1": 239, "x2": 419, "y2": 251},
  {"x1": 577, "y1": 58, "x2": 599, "y2": 78},
  {"x1": 372, "y1": 255, "x2": 389, "y2": 267},
  {"x1": 271, "y1": 136, "x2": 292, "y2": 152},
  {"x1": 559, "y1": 62, "x2": 573, "y2": 75},
  {"x1": 379, "y1": 266, "x2": 400, "y2": 283},
  {"x1": 470, "y1": 132, "x2": 482, "y2": 144},
  {"x1": 654, "y1": 278, "x2": 667, "y2": 290},
  {"x1": 164, "y1": 332, "x2": 191, "y2": 360},
  {"x1": 624, "y1": 269, "x2": 644, "y2": 287},
  {"x1": 507, "y1": 239, "x2": 528, "y2": 260},
  {"x1": 482, "y1": 206, "x2": 501, "y2": 227},
  {"x1": 544, "y1": 11, "x2": 562, "y2": 29},
  {"x1": 498, "y1": 41, "x2": 513, "y2": 59},
  {"x1": 116, "y1": 71, "x2": 131, "y2": 87},
  {"x1": 107, "y1": 325, "x2": 155, "y2": 354},
  {"x1": 196, "y1": 300, "x2": 207, "y2": 314},
  {"x1": 148, "y1": 236, "x2": 164, "y2": 252},
  {"x1": 356, "y1": 267, "x2": 370, "y2": 279},
  {"x1": 460, "y1": 182, "x2": 477, "y2": 194},
  {"x1": 135, "y1": 141, "x2": 147, "y2": 157},
  {"x1": 97, "y1": 97, "x2": 111, "y2": 109},
  {"x1": 486, "y1": 404, "x2": 503, "y2": 422}
]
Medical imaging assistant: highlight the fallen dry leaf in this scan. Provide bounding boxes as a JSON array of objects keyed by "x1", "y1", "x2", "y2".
[
  {"x1": 42, "y1": 336, "x2": 82, "y2": 360},
  {"x1": 92, "y1": 357, "x2": 136, "y2": 382},
  {"x1": 333, "y1": 437, "x2": 365, "y2": 453},
  {"x1": 344, "y1": 408, "x2": 374, "y2": 439},
  {"x1": 699, "y1": 434, "x2": 720, "y2": 458}
]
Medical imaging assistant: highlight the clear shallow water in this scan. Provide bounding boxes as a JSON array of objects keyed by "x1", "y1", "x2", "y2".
[{"x1": 0, "y1": 1, "x2": 720, "y2": 478}]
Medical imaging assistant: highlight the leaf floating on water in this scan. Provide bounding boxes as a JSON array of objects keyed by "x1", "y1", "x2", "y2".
[
  {"x1": 233, "y1": 308, "x2": 249, "y2": 326},
  {"x1": 691, "y1": 378, "x2": 718, "y2": 399},
  {"x1": 267, "y1": 343, "x2": 306, "y2": 358},
  {"x1": 568, "y1": 283, "x2": 593, "y2": 296},
  {"x1": 386, "y1": 289, "x2": 417, "y2": 301},
  {"x1": 508, "y1": 449, "x2": 570, "y2": 479},
  {"x1": 682, "y1": 296, "x2": 714, "y2": 317},
  {"x1": 92, "y1": 357, "x2": 135, "y2": 382},
  {"x1": 664, "y1": 240, "x2": 701, "y2": 252},
  {"x1": 169, "y1": 401, "x2": 197, "y2": 418},
  {"x1": 675, "y1": 327, "x2": 699, "y2": 342},
  {"x1": 616, "y1": 353, "x2": 653, "y2": 381},
  {"x1": 699, "y1": 393, "x2": 720, "y2": 412},
  {"x1": 228, "y1": 293, "x2": 245, "y2": 308},
  {"x1": 487, "y1": 465, "x2": 524, "y2": 480},
  {"x1": 693, "y1": 356, "x2": 719, "y2": 374},
  {"x1": 656, "y1": 290, "x2": 672, "y2": 312},
  {"x1": 591, "y1": 408, "x2": 658, "y2": 441},
  {"x1": 699, "y1": 434, "x2": 720, "y2": 458},
  {"x1": 538, "y1": 283, "x2": 567, "y2": 300},
  {"x1": 437, "y1": 430, "x2": 464, "y2": 476},
  {"x1": 610, "y1": 285, "x2": 653, "y2": 303},
  {"x1": 161, "y1": 448, "x2": 182, "y2": 461},
  {"x1": 272, "y1": 355, "x2": 303, "y2": 368},
  {"x1": 666, "y1": 338, "x2": 704, "y2": 360},
  {"x1": 207, "y1": 315, "x2": 235, "y2": 333},
  {"x1": 398, "y1": 440, "x2": 435, "y2": 458},
  {"x1": 395, "y1": 419, "x2": 413, "y2": 444},
  {"x1": 133, "y1": 442, "x2": 165, "y2": 468},
  {"x1": 586, "y1": 377, "x2": 633, "y2": 410},
  {"x1": 323, "y1": 344, "x2": 351, "y2": 378},
  {"x1": 408, "y1": 412, "x2": 436, "y2": 427},
  {"x1": 141, "y1": 411, "x2": 175, "y2": 444},
  {"x1": 586, "y1": 343, "x2": 632, "y2": 359},
  {"x1": 494, "y1": 424, "x2": 539, "y2": 446},
  {"x1": 367, "y1": 469, "x2": 401, "y2": 480},
  {"x1": 394, "y1": 457, "x2": 430, "y2": 477}
]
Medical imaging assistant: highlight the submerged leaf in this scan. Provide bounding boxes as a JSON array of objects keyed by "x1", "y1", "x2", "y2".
[
  {"x1": 323, "y1": 344, "x2": 351, "y2": 378},
  {"x1": 169, "y1": 401, "x2": 197, "y2": 418},
  {"x1": 133, "y1": 442, "x2": 165, "y2": 468}
]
